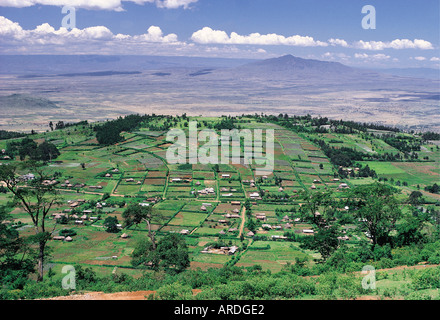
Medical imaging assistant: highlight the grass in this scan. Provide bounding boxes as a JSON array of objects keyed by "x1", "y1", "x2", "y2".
[{"x1": 236, "y1": 241, "x2": 313, "y2": 273}]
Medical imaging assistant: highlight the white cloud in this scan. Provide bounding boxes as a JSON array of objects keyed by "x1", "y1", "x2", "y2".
[
  {"x1": 354, "y1": 39, "x2": 433, "y2": 50},
  {"x1": 322, "y1": 52, "x2": 350, "y2": 61},
  {"x1": 0, "y1": 16, "x2": 274, "y2": 58},
  {"x1": 132, "y1": 25, "x2": 178, "y2": 43},
  {"x1": 413, "y1": 56, "x2": 426, "y2": 61},
  {"x1": 354, "y1": 53, "x2": 391, "y2": 60},
  {"x1": 154, "y1": 0, "x2": 198, "y2": 9},
  {"x1": 0, "y1": 0, "x2": 198, "y2": 10},
  {"x1": 430, "y1": 57, "x2": 440, "y2": 62},
  {"x1": 0, "y1": 15, "x2": 27, "y2": 39},
  {"x1": 0, "y1": 15, "x2": 180, "y2": 53},
  {"x1": 328, "y1": 38, "x2": 348, "y2": 47},
  {"x1": 191, "y1": 27, "x2": 328, "y2": 47}
]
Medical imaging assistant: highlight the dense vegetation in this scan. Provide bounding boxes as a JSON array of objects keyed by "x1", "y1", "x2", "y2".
[
  {"x1": 6, "y1": 138, "x2": 60, "y2": 161},
  {"x1": 0, "y1": 130, "x2": 26, "y2": 141}
]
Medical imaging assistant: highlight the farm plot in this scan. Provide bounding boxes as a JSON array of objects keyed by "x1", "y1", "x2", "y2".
[
  {"x1": 181, "y1": 201, "x2": 217, "y2": 213},
  {"x1": 167, "y1": 211, "x2": 210, "y2": 228},
  {"x1": 361, "y1": 161, "x2": 440, "y2": 188},
  {"x1": 188, "y1": 237, "x2": 244, "y2": 270},
  {"x1": 49, "y1": 228, "x2": 134, "y2": 267},
  {"x1": 166, "y1": 186, "x2": 192, "y2": 198},
  {"x1": 236, "y1": 241, "x2": 314, "y2": 273},
  {"x1": 120, "y1": 138, "x2": 156, "y2": 150},
  {"x1": 138, "y1": 154, "x2": 166, "y2": 170},
  {"x1": 146, "y1": 171, "x2": 168, "y2": 178},
  {"x1": 193, "y1": 171, "x2": 216, "y2": 180},
  {"x1": 213, "y1": 202, "x2": 241, "y2": 214}
]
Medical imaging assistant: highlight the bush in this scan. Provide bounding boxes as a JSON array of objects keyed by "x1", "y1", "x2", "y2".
[
  {"x1": 154, "y1": 282, "x2": 194, "y2": 300},
  {"x1": 411, "y1": 267, "x2": 440, "y2": 290},
  {"x1": 20, "y1": 280, "x2": 70, "y2": 299},
  {"x1": 316, "y1": 272, "x2": 362, "y2": 300},
  {"x1": 405, "y1": 291, "x2": 432, "y2": 300},
  {"x1": 59, "y1": 229, "x2": 77, "y2": 237}
]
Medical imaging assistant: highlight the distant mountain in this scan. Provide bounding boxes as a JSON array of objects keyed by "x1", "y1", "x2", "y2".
[
  {"x1": 0, "y1": 55, "x2": 256, "y2": 75},
  {"x1": 229, "y1": 54, "x2": 381, "y2": 81},
  {"x1": 244, "y1": 54, "x2": 354, "y2": 73}
]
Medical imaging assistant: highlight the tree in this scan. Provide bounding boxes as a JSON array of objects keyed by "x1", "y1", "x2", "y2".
[
  {"x1": 122, "y1": 203, "x2": 164, "y2": 250},
  {"x1": 425, "y1": 183, "x2": 439, "y2": 194},
  {"x1": 350, "y1": 183, "x2": 402, "y2": 248},
  {"x1": 246, "y1": 218, "x2": 257, "y2": 233},
  {"x1": 0, "y1": 161, "x2": 60, "y2": 282},
  {"x1": 301, "y1": 225, "x2": 340, "y2": 261},
  {"x1": 394, "y1": 212, "x2": 428, "y2": 247},
  {"x1": 156, "y1": 233, "x2": 190, "y2": 273},
  {"x1": 6, "y1": 139, "x2": 59, "y2": 162},
  {"x1": 35, "y1": 141, "x2": 60, "y2": 162},
  {"x1": 0, "y1": 206, "x2": 35, "y2": 289},
  {"x1": 131, "y1": 237, "x2": 159, "y2": 269},
  {"x1": 131, "y1": 233, "x2": 190, "y2": 273},
  {"x1": 103, "y1": 216, "x2": 119, "y2": 233},
  {"x1": 407, "y1": 191, "x2": 424, "y2": 206},
  {"x1": 298, "y1": 190, "x2": 334, "y2": 228}
]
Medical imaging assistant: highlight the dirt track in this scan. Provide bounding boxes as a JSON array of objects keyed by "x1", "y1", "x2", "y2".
[
  {"x1": 47, "y1": 291, "x2": 156, "y2": 300},
  {"x1": 46, "y1": 289, "x2": 203, "y2": 300}
]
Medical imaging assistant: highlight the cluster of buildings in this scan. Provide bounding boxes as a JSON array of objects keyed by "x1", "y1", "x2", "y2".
[{"x1": 201, "y1": 245, "x2": 238, "y2": 255}]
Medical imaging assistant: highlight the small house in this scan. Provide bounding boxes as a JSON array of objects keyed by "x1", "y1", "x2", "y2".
[{"x1": 249, "y1": 192, "x2": 260, "y2": 199}]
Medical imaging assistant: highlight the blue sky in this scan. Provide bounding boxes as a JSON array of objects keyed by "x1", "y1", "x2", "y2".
[{"x1": 0, "y1": 0, "x2": 439, "y2": 68}]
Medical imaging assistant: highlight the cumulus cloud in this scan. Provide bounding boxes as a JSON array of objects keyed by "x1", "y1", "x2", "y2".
[
  {"x1": 132, "y1": 25, "x2": 178, "y2": 43},
  {"x1": 328, "y1": 38, "x2": 348, "y2": 47},
  {"x1": 354, "y1": 39, "x2": 433, "y2": 50},
  {"x1": 430, "y1": 57, "x2": 440, "y2": 62},
  {"x1": 0, "y1": 15, "x2": 26, "y2": 39},
  {"x1": 0, "y1": 15, "x2": 181, "y2": 54},
  {"x1": 0, "y1": 16, "x2": 273, "y2": 58},
  {"x1": 354, "y1": 53, "x2": 391, "y2": 60},
  {"x1": 322, "y1": 52, "x2": 350, "y2": 61},
  {"x1": 0, "y1": 0, "x2": 198, "y2": 11},
  {"x1": 190, "y1": 28, "x2": 435, "y2": 52},
  {"x1": 191, "y1": 27, "x2": 328, "y2": 47},
  {"x1": 413, "y1": 56, "x2": 426, "y2": 61}
]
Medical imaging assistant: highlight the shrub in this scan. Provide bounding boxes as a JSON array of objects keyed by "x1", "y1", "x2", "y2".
[
  {"x1": 154, "y1": 282, "x2": 194, "y2": 300},
  {"x1": 59, "y1": 229, "x2": 77, "y2": 237},
  {"x1": 411, "y1": 267, "x2": 440, "y2": 290},
  {"x1": 405, "y1": 291, "x2": 432, "y2": 300}
]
